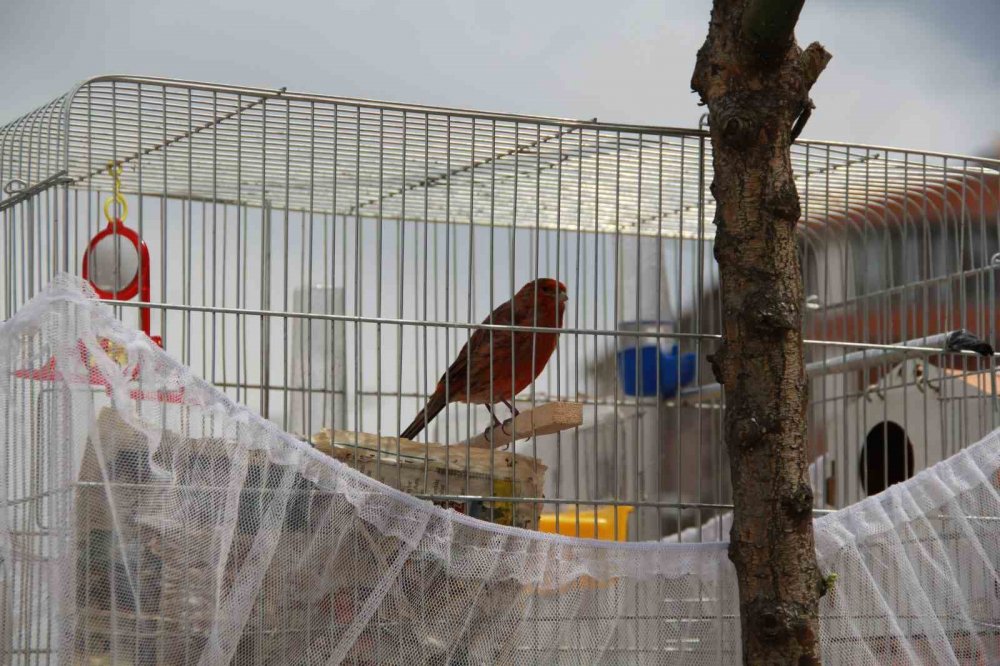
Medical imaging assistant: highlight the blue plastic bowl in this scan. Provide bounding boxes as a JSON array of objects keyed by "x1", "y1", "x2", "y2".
[{"x1": 617, "y1": 344, "x2": 698, "y2": 398}]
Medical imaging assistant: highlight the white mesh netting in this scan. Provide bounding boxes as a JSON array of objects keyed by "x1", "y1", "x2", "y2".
[{"x1": 1, "y1": 276, "x2": 999, "y2": 665}]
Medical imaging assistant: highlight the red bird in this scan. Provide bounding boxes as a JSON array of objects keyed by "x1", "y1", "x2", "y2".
[{"x1": 400, "y1": 278, "x2": 569, "y2": 441}]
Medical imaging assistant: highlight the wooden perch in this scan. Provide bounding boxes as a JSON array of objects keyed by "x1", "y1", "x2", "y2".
[
  {"x1": 311, "y1": 427, "x2": 544, "y2": 477},
  {"x1": 462, "y1": 401, "x2": 583, "y2": 449}
]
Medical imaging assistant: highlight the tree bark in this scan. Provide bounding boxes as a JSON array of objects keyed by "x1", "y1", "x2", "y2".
[{"x1": 690, "y1": 1, "x2": 831, "y2": 664}]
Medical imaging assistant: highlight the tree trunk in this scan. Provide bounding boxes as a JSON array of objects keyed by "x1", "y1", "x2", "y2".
[{"x1": 690, "y1": 1, "x2": 831, "y2": 664}]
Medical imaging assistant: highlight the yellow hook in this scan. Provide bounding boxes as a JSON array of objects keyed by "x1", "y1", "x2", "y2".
[{"x1": 102, "y1": 161, "x2": 128, "y2": 223}]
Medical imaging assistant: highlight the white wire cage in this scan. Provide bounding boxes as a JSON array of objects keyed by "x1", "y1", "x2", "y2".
[{"x1": 2, "y1": 75, "x2": 1000, "y2": 664}]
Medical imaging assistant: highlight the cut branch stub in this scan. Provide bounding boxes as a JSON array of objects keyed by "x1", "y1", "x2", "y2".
[
  {"x1": 800, "y1": 42, "x2": 833, "y2": 89},
  {"x1": 746, "y1": 285, "x2": 800, "y2": 335}
]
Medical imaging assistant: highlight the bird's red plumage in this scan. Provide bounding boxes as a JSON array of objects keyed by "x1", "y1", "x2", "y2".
[{"x1": 400, "y1": 278, "x2": 568, "y2": 440}]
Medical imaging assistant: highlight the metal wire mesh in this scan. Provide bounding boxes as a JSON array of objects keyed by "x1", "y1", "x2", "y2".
[{"x1": 2, "y1": 74, "x2": 1000, "y2": 549}]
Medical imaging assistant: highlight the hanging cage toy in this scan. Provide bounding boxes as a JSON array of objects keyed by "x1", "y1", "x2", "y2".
[
  {"x1": 82, "y1": 162, "x2": 162, "y2": 348},
  {"x1": 12, "y1": 163, "x2": 182, "y2": 403}
]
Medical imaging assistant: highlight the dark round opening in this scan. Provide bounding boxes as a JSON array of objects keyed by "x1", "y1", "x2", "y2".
[{"x1": 858, "y1": 421, "x2": 914, "y2": 496}]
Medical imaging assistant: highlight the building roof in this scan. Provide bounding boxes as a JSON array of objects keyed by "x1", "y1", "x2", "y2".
[{"x1": 799, "y1": 169, "x2": 999, "y2": 237}]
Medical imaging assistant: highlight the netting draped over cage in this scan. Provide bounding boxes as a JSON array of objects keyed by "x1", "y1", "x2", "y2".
[{"x1": 2, "y1": 277, "x2": 999, "y2": 665}]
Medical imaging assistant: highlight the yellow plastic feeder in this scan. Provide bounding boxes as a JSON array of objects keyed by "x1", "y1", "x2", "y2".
[{"x1": 537, "y1": 505, "x2": 633, "y2": 541}]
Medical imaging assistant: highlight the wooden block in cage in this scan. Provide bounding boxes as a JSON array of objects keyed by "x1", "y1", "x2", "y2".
[{"x1": 310, "y1": 427, "x2": 547, "y2": 529}]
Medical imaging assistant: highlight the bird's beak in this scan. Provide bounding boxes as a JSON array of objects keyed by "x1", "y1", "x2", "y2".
[{"x1": 559, "y1": 291, "x2": 569, "y2": 303}]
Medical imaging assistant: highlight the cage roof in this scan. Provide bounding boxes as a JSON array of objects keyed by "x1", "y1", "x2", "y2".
[{"x1": 2, "y1": 76, "x2": 998, "y2": 239}]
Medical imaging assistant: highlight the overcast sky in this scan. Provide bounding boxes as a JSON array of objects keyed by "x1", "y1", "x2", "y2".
[{"x1": 1, "y1": 0, "x2": 997, "y2": 156}]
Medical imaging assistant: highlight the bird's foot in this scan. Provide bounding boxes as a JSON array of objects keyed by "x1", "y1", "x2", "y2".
[
  {"x1": 482, "y1": 419, "x2": 516, "y2": 448},
  {"x1": 484, "y1": 405, "x2": 502, "y2": 429}
]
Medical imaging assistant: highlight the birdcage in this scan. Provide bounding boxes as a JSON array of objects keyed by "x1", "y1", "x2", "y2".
[{"x1": 2, "y1": 75, "x2": 1000, "y2": 664}]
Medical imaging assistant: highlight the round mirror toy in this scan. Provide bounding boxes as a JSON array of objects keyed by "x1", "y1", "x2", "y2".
[{"x1": 81, "y1": 163, "x2": 162, "y2": 347}]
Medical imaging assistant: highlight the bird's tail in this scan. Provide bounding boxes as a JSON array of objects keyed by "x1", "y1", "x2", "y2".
[
  {"x1": 400, "y1": 389, "x2": 448, "y2": 441},
  {"x1": 945, "y1": 329, "x2": 995, "y2": 357}
]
